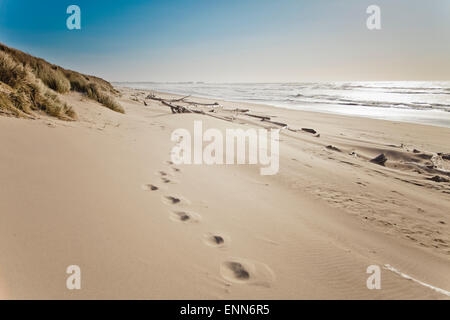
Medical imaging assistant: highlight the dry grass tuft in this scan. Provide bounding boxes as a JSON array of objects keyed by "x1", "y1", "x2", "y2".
[
  {"x1": 0, "y1": 42, "x2": 123, "y2": 120},
  {"x1": 0, "y1": 51, "x2": 75, "y2": 120}
]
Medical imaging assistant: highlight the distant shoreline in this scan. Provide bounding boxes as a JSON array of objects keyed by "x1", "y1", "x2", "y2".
[{"x1": 115, "y1": 82, "x2": 450, "y2": 129}]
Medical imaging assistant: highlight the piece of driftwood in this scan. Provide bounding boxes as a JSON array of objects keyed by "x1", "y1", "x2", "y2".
[
  {"x1": 263, "y1": 119, "x2": 288, "y2": 128},
  {"x1": 184, "y1": 100, "x2": 219, "y2": 106},
  {"x1": 427, "y1": 175, "x2": 449, "y2": 183},
  {"x1": 236, "y1": 108, "x2": 249, "y2": 113},
  {"x1": 222, "y1": 108, "x2": 249, "y2": 113},
  {"x1": 147, "y1": 94, "x2": 219, "y2": 106},
  {"x1": 205, "y1": 113, "x2": 235, "y2": 122},
  {"x1": 161, "y1": 100, "x2": 192, "y2": 114},
  {"x1": 326, "y1": 145, "x2": 341, "y2": 152},
  {"x1": 301, "y1": 128, "x2": 317, "y2": 134},
  {"x1": 246, "y1": 114, "x2": 271, "y2": 121},
  {"x1": 146, "y1": 94, "x2": 190, "y2": 102},
  {"x1": 171, "y1": 95, "x2": 191, "y2": 102},
  {"x1": 190, "y1": 109, "x2": 205, "y2": 114}
]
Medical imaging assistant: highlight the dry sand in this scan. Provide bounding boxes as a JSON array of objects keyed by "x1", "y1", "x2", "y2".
[{"x1": 0, "y1": 87, "x2": 449, "y2": 299}]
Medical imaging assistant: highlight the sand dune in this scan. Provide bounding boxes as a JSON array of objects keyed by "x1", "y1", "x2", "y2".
[{"x1": 0, "y1": 87, "x2": 449, "y2": 299}]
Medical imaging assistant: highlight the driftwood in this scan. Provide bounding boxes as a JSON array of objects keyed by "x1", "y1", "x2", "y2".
[
  {"x1": 427, "y1": 175, "x2": 449, "y2": 183},
  {"x1": 263, "y1": 119, "x2": 288, "y2": 128},
  {"x1": 326, "y1": 145, "x2": 341, "y2": 152},
  {"x1": 146, "y1": 94, "x2": 219, "y2": 106},
  {"x1": 146, "y1": 94, "x2": 190, "y2": 102},
  {"x1": 146, "y1": 94, "x2": 309, "y2": 134},
  {"x1": 223, "y1": 108, "x2": 249, "y2": 113},
  {"x1": 161, "y1": 100, "x2": 192, "y2": 114},
  {"x1": 184, "y1": 100, "x2": 219, "y2": 106},
  {"x1": 234, "y1": 108, "x2": 249, "y2": 113},
  {"x1": 246, "y1": 114, "x2": 271, "y2": 121},
  {"x1": 302, "y1": 128, "x2": 317, "y2": 134}
]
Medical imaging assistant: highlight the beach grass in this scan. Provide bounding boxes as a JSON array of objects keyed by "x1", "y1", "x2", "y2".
[{"x1": 0, "y1": 42, "x2": 123, "y2": 119}]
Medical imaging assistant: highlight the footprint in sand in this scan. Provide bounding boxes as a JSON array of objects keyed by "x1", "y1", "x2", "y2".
[
  {"x1": 141, "y1": 184, "x2": 160, "y2": 191},
  {"x1": 157, "y1": 170, "x2": 172, "y2": 177},
  {"x1": 162, "y1": 195, "x2": 190, "y2": 206},
  {"x1": 164, "y1": 160, "x2": 181, "y2": 173},
  {"x1": 170, "y1": 210, "x2": 201, "y2": 223},
  {"x1": 220, "y1": 258, "x2": 275, "y2": 287},
  {"x1": 203, "y1": 232, "x2": 230, "y2": 248},
  {"x1": 160, "y1": 177, "x2": 178, "y2": 184}
]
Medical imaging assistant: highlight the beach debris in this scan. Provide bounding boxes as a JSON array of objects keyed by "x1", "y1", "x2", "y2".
[
  {"x1": 146, "y1": 94, "x2": 190, "y2": 102},
  {"x1": 301, "y1": 128, "x2": 317, "y2": 134},
  {"x1": 246, "y1": 114, "x2": 271, "y2": 121},
  {"x1": 146, "y1": 93, "x2": 310, "y2": 133},
  {"x1": 263, "y1": 119, "x2": 288, "y2": 128},
  {"x1": 288, "y1": 127, "x2": 319, "y2": 136},
  {"x1": 147, "y1": 94, "x2": 219, "y2": 106},
  {"x1": 427, "y1": 175, "x2": 449, "y2": 183},
  {"x1": 160, "y1": 100, "x2": 192, "y2": 114},
  {"x1": 440, "y1": 153, "x2": 450, "y2": 160},
  {"x1": 231, "y1": 108, "x2": 250, "y2": 113},
  {"x1": 188, "y1": 101, "x2": 219, "y2": 106},
  {"x1": 370, "y1": 153, "x2": 388, "y2": 166},
  {"x1": 326, "y1": 145, "x2": 341, "y2": 152}
]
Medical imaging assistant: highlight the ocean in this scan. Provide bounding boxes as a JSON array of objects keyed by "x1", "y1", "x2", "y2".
[{"x1": 115, "y1": 81, "x2": 450, "y2": 128}]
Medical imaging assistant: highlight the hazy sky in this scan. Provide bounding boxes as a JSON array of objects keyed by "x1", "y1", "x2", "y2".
[{"x1": 0, "y1": 0, "x2": 449, "y2": 82}]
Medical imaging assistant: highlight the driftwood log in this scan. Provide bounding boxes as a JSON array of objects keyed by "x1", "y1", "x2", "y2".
[
  {"x1": 246, "y1": 114, "x2": 271, "y2": 121},
  {"x1": 146, "y1": 94, "x2": 301, "y2": 131},
  {"x1": 301, "y1": 128, "x2": 317, "y2": 134},
  {"x1": 262, "y1": 119, "x2": 288, "y2": 128},
  {"x1": 161, "y1": 100, "x2": 192, "y2": 114},
  {"x1": 147, "y1": 94, "x2": 218, "y2": 106}
]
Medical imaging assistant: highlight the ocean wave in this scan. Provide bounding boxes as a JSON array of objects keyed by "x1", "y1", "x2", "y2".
[{"x1": 290, "y1": 93, "x2": 450, "y2": 112}]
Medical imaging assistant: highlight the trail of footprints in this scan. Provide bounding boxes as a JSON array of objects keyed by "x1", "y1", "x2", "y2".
[{"x1": 142, "y1": 159, "x2": 275, "y2": 289}]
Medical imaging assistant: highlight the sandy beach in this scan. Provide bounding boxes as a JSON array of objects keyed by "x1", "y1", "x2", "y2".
[{"x1": 0, "y1": 86, "x2": 449, "y2": 299}]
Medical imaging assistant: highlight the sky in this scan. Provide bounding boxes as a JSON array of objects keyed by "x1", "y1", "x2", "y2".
[{"x1": 0, "y1": 0, "x2": 449, "y2": 82}]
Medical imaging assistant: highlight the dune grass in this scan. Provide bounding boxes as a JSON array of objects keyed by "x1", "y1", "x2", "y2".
[
  {"x1": 0, "y1": 50, "x2": 75, "y2": 120},
  {"x1": 64, "y1": 70, "x2": 124, "y2": 113},
  {"x1": 0, "y1": 43, "x2": 123, "y2": 119}
]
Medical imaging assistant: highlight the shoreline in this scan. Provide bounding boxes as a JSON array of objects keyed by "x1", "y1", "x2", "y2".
[{"x1": 115, "y1": 83, "x2": 450, "y2": 129}]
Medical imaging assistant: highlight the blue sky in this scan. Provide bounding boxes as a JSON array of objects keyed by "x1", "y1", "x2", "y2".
[{"x1": 0, "y1": 0, "x2": 449, "y2": 82}]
